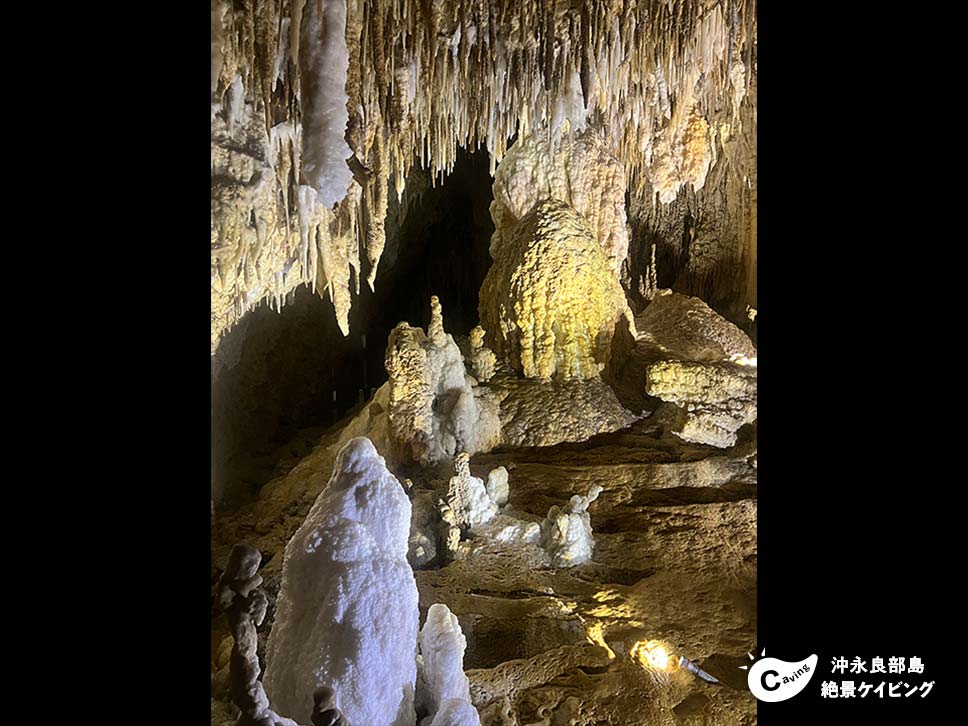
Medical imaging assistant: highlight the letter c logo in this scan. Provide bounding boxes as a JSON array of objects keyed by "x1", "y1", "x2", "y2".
[
  {"x1": 761, "y1": 670, "x2": 780, "y2": 691},
  {"x1": 747, "y1": 654, "x2": 817, "y2": 702}
]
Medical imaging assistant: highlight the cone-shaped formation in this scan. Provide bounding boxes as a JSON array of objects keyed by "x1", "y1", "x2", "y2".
[
  {"x1": 419, "y1": 604, "x2": 479, "y2": 725},
  {"x1": 263, "y1": 437, "x2": 419, "y2": 725},
  {"x1": 541, "y1": 485, "x2": 603, "y2": 568},
  {"x1": 479, "y1": 200, "x2": 632, "y2": 381}
]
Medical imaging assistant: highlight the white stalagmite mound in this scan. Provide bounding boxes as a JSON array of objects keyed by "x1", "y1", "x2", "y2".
[
  {"x1": 485, "y1": 467, "x2": 509, "y2": 508},
  {"x1": 428, "y1": 699, "x2": 480, "y2": 726},
  {"x1": 419, "y1": 604, "x2": 480, "y2": 726},
  {"x1": 447, "y1": 453, "x2": 498, "y2": 531},
  {"x1": 263, "y1": 437, "x2": 419, "y2": 725},
  {"x1": 541, "y1": 485, "x2": 603, "y2": 568}
]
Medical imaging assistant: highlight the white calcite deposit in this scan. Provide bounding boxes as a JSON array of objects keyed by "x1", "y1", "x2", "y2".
[
  {"x1": 386, "y1": 296, "x2": 501, "y2": 465},
  {"x1": 447, "y1": 453, "x2": 498, "y2": 531},
  {"x1": 540, "y1": 485, "x2": 603, "y2": 567},
  {"x1": 263, "y1": 437, "x2": 419, "y2": 725},
  {"x1": 485, "y1": 466, "x2": 509, "y2": 508},
  {"x1": 418, "y1": 604, "x2": 479, "y2": 726},
  {"x1": 297, "y1": 0, "x2": 354, "y2": 207}
]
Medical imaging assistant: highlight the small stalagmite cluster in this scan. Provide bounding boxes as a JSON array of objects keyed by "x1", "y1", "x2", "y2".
[{"x1": 385, "y1": 296, "x2": 501, "y2": 466}]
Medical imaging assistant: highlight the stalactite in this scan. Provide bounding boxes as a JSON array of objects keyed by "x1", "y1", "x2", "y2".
[{"x1": 211, "y1": 0, "x2": 756, "y2": 351}]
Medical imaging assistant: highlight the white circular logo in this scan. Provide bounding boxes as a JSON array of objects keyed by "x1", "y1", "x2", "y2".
[{"x1": 744, "y1": 651, "x2": 818, "y2": 702}]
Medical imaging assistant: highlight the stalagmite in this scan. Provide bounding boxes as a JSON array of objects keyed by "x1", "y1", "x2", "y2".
[
  {"x1": 263, "y1": 437, "x2": 419, "y2": 726},
  {"x1": 540, "y1": 485, "x2": 603, "y2": 568},
  {"x1": 385, "y1": 296, "x2": 501, "y2": 465},
  {"x1": 479, "y1": 200, "x2": 633, "y2": 381},
  {"x1": 418, "y1": 604, "x2": 480, "y2": 726},
  {"x1": 446, "y1": 452, "x2": 498, "y2": 531},
  {"x1": 485, "y1": 466, "x2": 508, "y2": 508},
  {"x1": 467, "y1": 326, "x2": 496, "y2": 383},
  {"x1": 216, "y1": 544, "x2": 300, "y2": 726}
]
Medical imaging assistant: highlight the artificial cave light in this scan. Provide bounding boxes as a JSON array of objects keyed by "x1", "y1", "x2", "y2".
[{"x1": 631, "y1": 639, "x2": 679, "y2": 674}]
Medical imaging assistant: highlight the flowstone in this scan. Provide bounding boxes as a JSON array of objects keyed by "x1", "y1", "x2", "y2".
[{"x1": 479, "y1": 200, "x2": 633, "y2": 382}]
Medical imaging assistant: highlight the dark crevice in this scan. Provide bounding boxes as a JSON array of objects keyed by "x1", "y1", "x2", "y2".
[{"x1": 211, "y1": 148, "x2": 494, "y2": 508}]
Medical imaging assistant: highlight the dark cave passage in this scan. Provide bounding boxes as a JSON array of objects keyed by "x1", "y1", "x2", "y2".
[{"x1": 211, "y1": 148, "x2": 494, "y2": 507}]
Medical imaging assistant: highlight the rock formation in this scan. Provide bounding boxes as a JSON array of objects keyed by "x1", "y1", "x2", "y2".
[
  {"x1": 484, "y1": 467, "x2": 508, "y2": 508},
  {"x1": 263, "y1": 437, "x2": 419, "y2": 725},
  {"x1": 427, "y1": 699, "x2": 480, "y2": 726},
  {"x1": 637, "y1": 291, "x2": 758, "y2": 447},
  {"x1": 408, "y1": 489, "x2": 439, "y2": 568},
  {"x1": 645, "y1": 360, "x2": 757, "y2": 448},
  {"x1": 310, "y1": 687, "x2": 345, "y2": 726},
  {"x1": 386, "y1": 296, "x2": 501, "y2": 465},
  {"x1": 467, "y1": 326, "x2": 496, "y2": 383},
  {"x1": 489, "y1": 131, "x2": 630, "y2": 275},
  {"x1": 210, "y1": 1, "x2": 756, "y2": 349},
  {"x1": 209, "y1": 4, "x2": 760, "y2": 724},
  {"x1": 216, "y1": 543, "x2": 300, "y2": 726},
  {"x1": 493, "y1": 374, "x2": 639, "y2": 448},
  {"x1": 648, "y1": 80, "x2": 713, "y2": 205},
  {"x1": 479, "y1": 200, "x2": 633, "y2": 381},
  {"x1": 636, "y1": 291, "x2": 757, "y2": 365},
  {"x1": 419, "y1": 604, "x2": 479, "y2": 726},
  {"x1": 446, "y1": 452, "x2": 498, "y2": 531},
  {"x1": 540, "y1": 485, "x2": 603, "y2": 568}
]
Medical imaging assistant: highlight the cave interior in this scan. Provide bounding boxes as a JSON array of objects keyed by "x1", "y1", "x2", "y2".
[{"x1": 211, "y1": 2, "x2": 758, "y2": 724}]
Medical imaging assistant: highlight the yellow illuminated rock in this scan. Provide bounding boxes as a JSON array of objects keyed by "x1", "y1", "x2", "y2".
[{"x1": 479, "y1": 200, "x2": 633, "y2": 381}]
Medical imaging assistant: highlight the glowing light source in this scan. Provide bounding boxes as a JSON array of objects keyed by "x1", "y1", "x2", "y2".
[
  {"x1": 631, "y1": 639, "x2": 679, "y2": 673},
  {"x1": 729, "y1": 353, "x2": 758, "y2": 367}
]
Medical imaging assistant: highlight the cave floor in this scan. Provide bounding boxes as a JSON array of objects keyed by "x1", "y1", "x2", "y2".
[{"x1": 212, "y1": 401, "x2": 757, "y2": 725}]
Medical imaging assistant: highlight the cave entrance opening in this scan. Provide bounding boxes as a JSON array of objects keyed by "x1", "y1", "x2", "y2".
[{"x1": 211, "y1": 147, "x2": 494, "y2": 508}]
